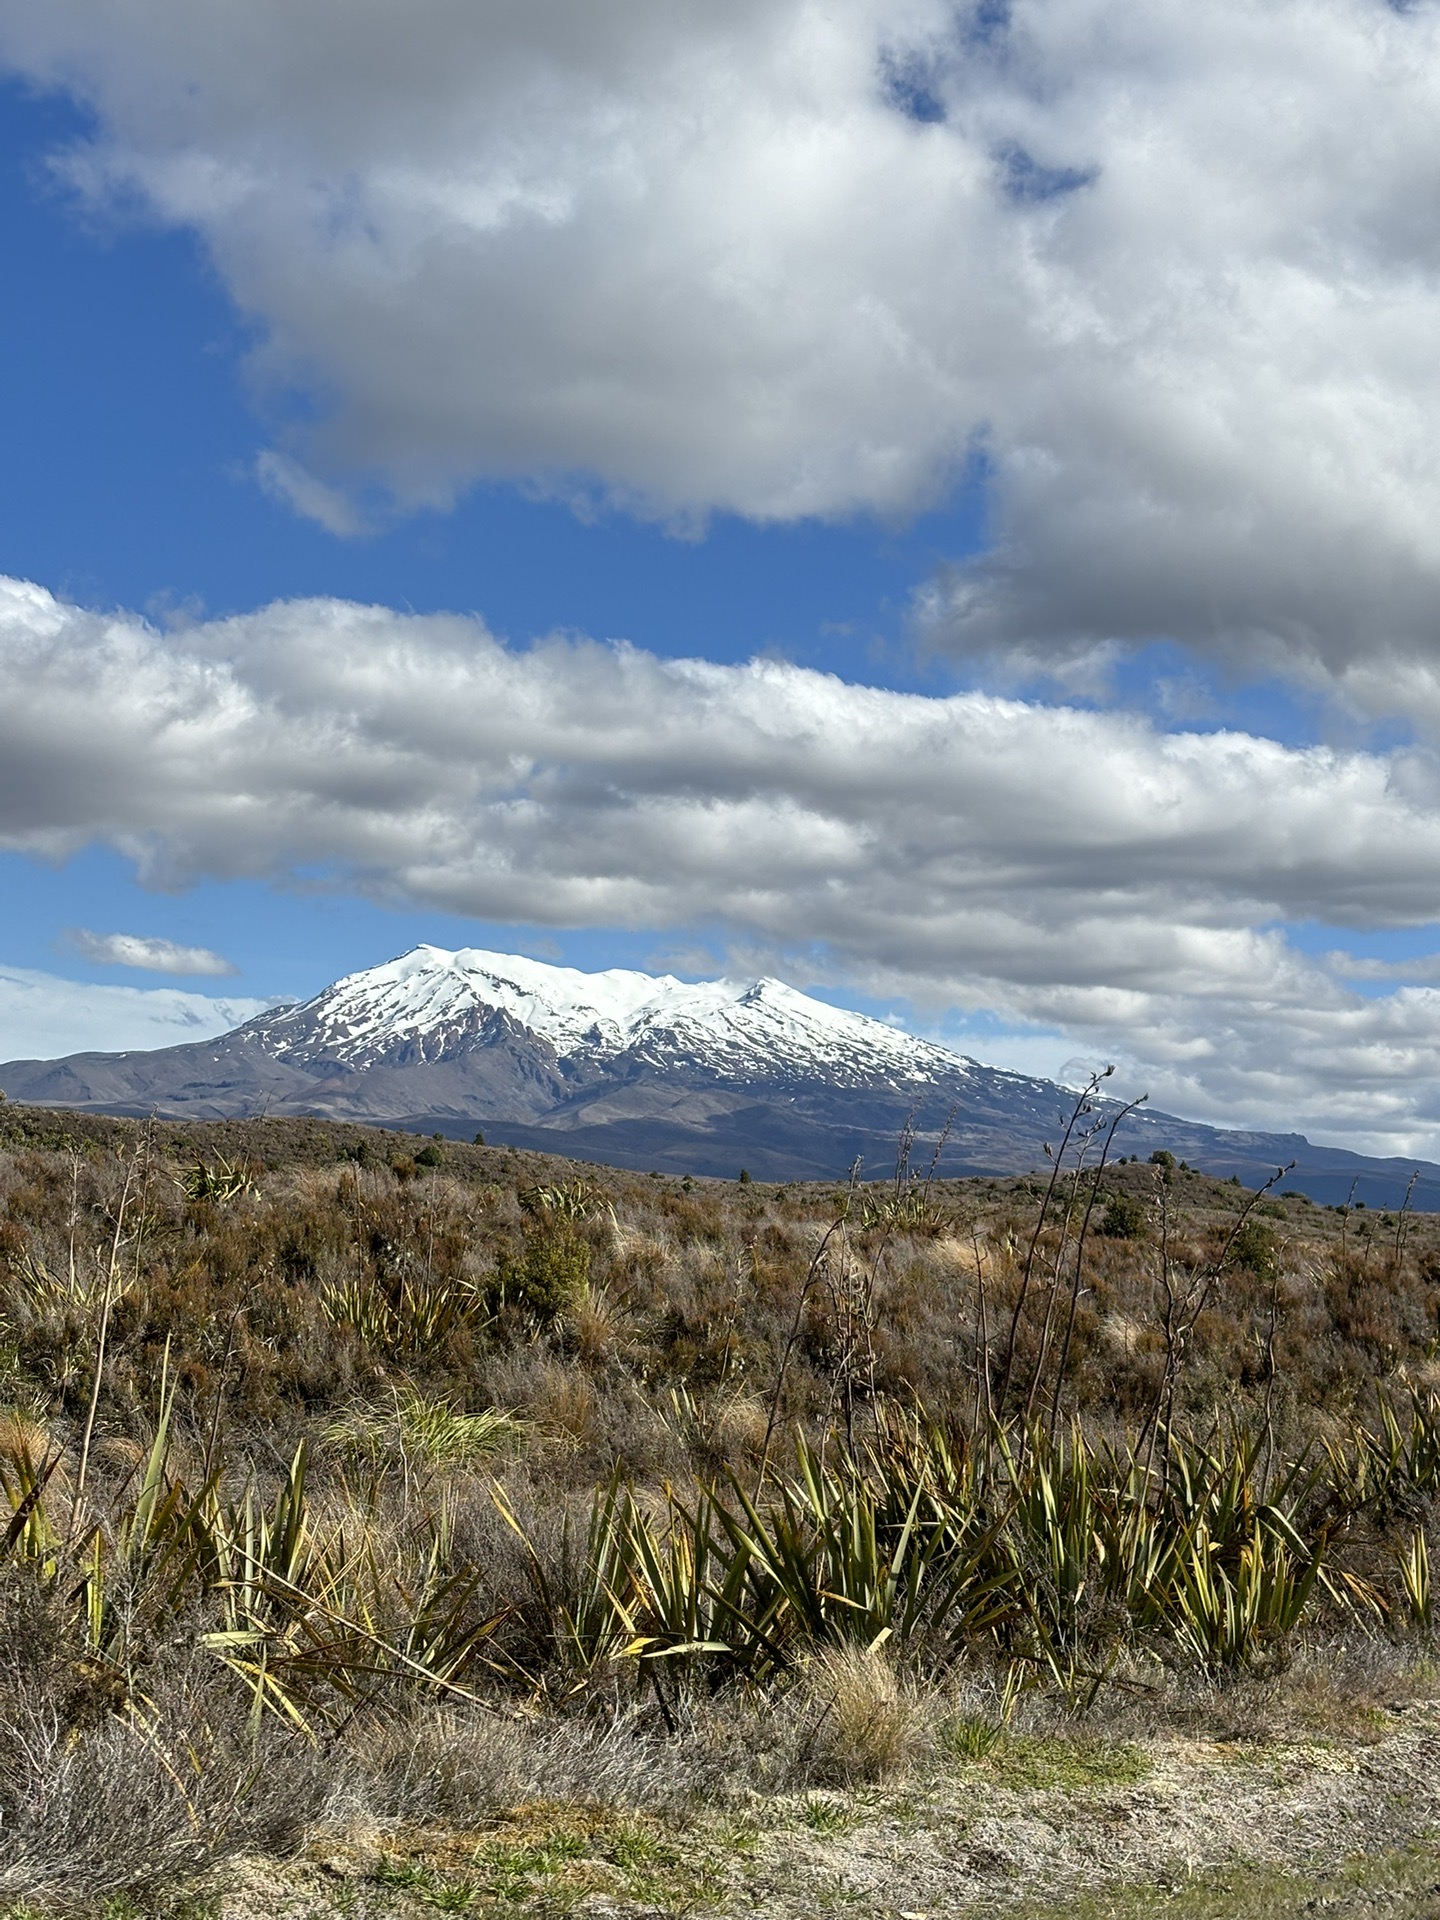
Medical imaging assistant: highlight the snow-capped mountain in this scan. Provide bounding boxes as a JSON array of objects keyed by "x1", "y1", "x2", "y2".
[
  {"x1": 0, "y1": 945, "x2": 1435, "y2": 1204},
  {"x1": 255, "y1": 945, "x2": 970, "y2": 1086}
]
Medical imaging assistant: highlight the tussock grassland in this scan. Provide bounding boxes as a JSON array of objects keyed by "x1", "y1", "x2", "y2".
[{"x1": 0, "y1": 1101, "x2": 1438, "y2": 1916}]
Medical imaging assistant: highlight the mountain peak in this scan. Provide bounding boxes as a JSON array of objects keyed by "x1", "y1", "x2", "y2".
[{"x1": 258, "y1": 943, "x2": 962, "y2": 1085}]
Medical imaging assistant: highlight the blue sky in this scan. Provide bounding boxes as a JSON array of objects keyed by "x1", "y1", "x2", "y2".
[
  {"x1": 4, "y1": 1, "x2": 1440, "y2": 1154},
  {"x1": 0, "y1": 81, "x2": 986, "y2": 998}
]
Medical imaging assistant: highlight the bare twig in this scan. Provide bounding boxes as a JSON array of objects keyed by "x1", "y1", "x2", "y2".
[
  {"x1": 72, "y1": 1148, "x2": 139, "y2": 1529},
  {"x1": 1046, "y1": 1095, "x2": 1147, "y2": 1441},
  {"x1": 995, "y1": 1069, "x2": 1114, "y2": 1413}
]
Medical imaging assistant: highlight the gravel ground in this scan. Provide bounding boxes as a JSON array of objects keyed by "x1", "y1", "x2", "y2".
[{"x1": 214, "y1": 1700, "x2": 1440, "y2": 1920}]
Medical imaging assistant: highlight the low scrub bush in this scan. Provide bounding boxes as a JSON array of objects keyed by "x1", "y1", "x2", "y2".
[{"x1": 0, "y1": 1104, "x2": 1437, "y2": 1900}]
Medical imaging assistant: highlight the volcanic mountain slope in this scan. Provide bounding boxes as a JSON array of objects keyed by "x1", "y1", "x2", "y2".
[{"x1": 0, "y1": 944, "x2": 1434, "y2": 1203}]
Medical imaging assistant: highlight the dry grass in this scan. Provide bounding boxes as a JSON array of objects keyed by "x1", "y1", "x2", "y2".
[
  {"x1": 0, "y1": 1624, "x2": 325, "y2": 1908},
  {"x1": 798, "y1": 1641, "x2": 932, "y2": 1783},
  {"x1": 0, "y1": 1103, "x2": 1439, "y2": 1909}
]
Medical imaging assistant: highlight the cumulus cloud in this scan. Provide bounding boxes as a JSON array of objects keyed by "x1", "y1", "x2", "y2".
[
  {"x1": 1327, "y1": 950, "x2": 1440, "y2": 986},
  {"x1": 8, "y1": 573, "x2": 1440, "y2": 1147},
  {"x1": 65, "y1": 929, "x2": 237, "y2": 976},
  {"x1": 7, "y1": 1, "x2": 1440, "y2": 685},
  {"x1": 0, "y1": 963, "x2": 268, "y2": 1063}
]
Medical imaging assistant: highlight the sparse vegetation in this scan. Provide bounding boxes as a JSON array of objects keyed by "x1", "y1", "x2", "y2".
[{"x1": 0, "y1": 1098, "x2": 1438, "y2": 1913}]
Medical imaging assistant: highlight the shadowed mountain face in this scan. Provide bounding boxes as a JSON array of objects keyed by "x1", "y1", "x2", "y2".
[{"x1": 0, "y1": 945, "x2": 1434, "y2": 1206}]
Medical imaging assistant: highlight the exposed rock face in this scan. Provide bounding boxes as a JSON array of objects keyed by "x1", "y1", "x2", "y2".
[{"x1": 0, "y1": 944, "x2": 1432, "y2": 1204}]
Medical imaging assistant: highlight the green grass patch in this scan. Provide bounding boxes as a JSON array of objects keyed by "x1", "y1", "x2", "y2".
[
  {"x1": 376, "y1": 1857, "x2": 479, "y2": 1910},
  {"x1": 938, "y1": 1711, "x2": 1008, "y2": 1762},
  {"x1": 465, "y1": 1804, "x2": 724, "y2": 1913},
  {"x1": 0, "y1": 1898, "x2": 224, "y2": 1920},
  {"x1": 972, "y1": 1730, "x2": 1151, "y2": 1791},
  {"x1": 998, "y1": 1847, "x2": 1440, "y2": 1918},
  {"x1": 800, "y1": 1795, "x2": 859, "y2": 1834}
]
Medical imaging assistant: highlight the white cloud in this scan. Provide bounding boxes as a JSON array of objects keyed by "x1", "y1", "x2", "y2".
[
  {"x1": 8, "y1": 1, "x2": 1440, "y2": 687},
  {"x1": 0, "y1": 964, "x2": 268, "y2": 1063},
  {"x1": 253, "y1": 452, "x2": 368, "y2": 538},
  {"x1": 65, "y1": 928, "x2": 237, "y2": 976},
  {"x1": 9, "y1": 573, "x2": 1440, "y2": 1147},
  {"x1": 932, "y1": 1020, "x2": 1077, "y2": 1087}
]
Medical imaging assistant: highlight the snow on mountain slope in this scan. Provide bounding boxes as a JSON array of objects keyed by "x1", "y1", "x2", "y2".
[{"x1": 259, "y1": 945, "x2": 972, "y2": 1086}]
